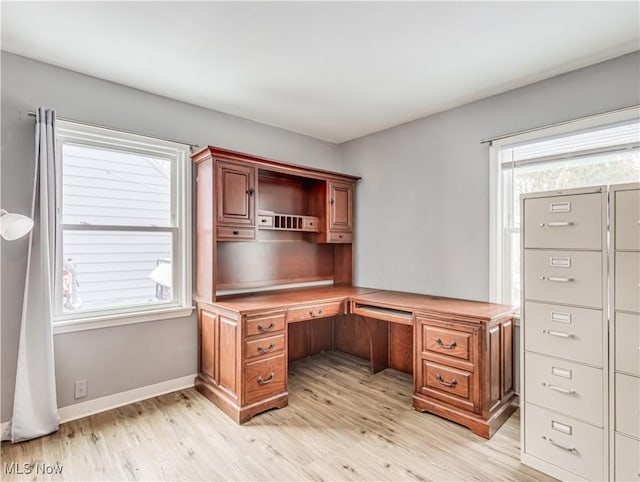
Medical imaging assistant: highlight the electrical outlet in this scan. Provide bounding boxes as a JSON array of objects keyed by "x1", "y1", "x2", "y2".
[{"x1": 74, "y1": 379, "x2": 88, "y2": 399}]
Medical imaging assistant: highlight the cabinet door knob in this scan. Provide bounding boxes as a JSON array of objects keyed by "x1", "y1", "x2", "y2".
[
  {"x1": 330, "y1": 198, "x2": 335, "y2": 206},
  {"x1": 246, "y1": 187, "x2": 255, "y2": 196}
]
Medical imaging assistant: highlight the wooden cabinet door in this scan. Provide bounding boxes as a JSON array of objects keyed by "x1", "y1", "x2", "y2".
[
  {"x1": 328, "y1": 181, "x2": 353, "y2": 232},
  {"x1": 216, "y1": 160, "x2": 255, "y2": 225}
]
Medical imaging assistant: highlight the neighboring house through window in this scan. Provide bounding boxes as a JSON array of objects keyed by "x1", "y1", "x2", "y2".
[
  {"x1": 54, "y1": 120, "x2": 192, "y2": 332},
  {"x1": 490, "y1": 108, "x2": 640, "y2": 308}
]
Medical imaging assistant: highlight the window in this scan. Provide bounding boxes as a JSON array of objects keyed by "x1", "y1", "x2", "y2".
[
  {"x1": 54, "y1": 121, "x2": 192, "y2": 331},
  {"x1": 490, "y1": 108, "x2": 640, "y2": 308}
]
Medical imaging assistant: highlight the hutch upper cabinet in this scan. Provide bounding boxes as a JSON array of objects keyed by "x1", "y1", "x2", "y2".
[
  {"x1": 216, "y1": 160, "x2": 255, "y2": 227},
  {"x1": 328, "y1": 181, "x2": 353, "y2": 233}
]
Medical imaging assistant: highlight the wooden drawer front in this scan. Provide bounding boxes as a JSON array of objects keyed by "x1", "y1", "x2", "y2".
[
  {"x1": 615, "y1": 433, "x2": 640, "y2": 482},
  {"x1": 287, "y1": 301, "x2": 344, "y2": 323},
  {"x1": 525, "y1": 352, "x2": 603, "y2": 426},
  {"x1": 523, "y1": 193, "x2": 602, "y2": 250},
  {"x1": 616, "y1": 312, "x2": 640, "y2": 376},
  {"x1": 217, "y1": 226, "x2": 255, "y2": 240},
  {"x1": 244, "y1": 354, "x2": 286, "y2": 405},
  {"x1": 257, "y1": 215, "x2": 274, "y2": 227},
  {"x1": 421, "y1": 361, "x2": 476, "y2": 412},
  {"x1": 615, "y1": 373, "x2": 640, "y2": 438},
  {"x1": 422, "y1": 325, "x2": 472, "y2": 363},
  {"x1": 524, "y1": 302, "x2": 603, "y2": 367},
  {"x1": 524, "y1": 403, "x2": 604, "y2": 481},
  {"x1": 524, "y1": 250, "x2": 602, "y2": 309},
  {"x1": 616, "y1": 252, "x2": 640, "y2": 313},
  {"x1": 244, "y1": 334, "x2": 286, "y2": 360},
  {"x1": 328, "y1": 231, "x2": 353, "y2": 243},
  {"x1": 245, "y1": 313, "x2": 286, "y2": 338},
  {"x1": 616, "y1": 189, "x2": 640, "y2": 250}
]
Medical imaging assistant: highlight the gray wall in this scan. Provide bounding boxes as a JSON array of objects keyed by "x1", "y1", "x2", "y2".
[
  {"x1": 0, "y1": 52, "x2": 341, "y2": 422},
  {"x1": 341, "y1": 51, "x2": 640, "y2": 301}
]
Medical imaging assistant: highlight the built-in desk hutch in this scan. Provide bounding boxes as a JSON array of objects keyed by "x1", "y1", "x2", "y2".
[{"x1": 192, "y1": 146, "x2": 516, "y2": 438}]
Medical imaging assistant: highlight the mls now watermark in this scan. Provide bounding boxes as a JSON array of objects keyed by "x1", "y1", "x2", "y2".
[{"x1": 3, "y1": 462, "x2": 63, "y2": 475}]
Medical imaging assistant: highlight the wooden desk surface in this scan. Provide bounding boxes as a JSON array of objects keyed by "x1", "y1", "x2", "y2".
[
  {"x1": 209, "y1": 286, "x2": 514, "y2": 322},
  {"x1": 353, "y1": 290, "x2": 515, "y2": 322}
]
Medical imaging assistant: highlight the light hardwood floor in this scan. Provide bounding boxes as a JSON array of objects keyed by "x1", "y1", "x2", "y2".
[{"x1": 1, "y1": 351, "x2": 554, "y2": 481}]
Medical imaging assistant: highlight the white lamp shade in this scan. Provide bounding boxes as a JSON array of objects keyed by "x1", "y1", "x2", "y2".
[
  {"x1": 149, "y1": 262, "x2": 172, "y2": 288},
  {"x1": 0, "y1": 212, "x2": 34, "y2": 240}
]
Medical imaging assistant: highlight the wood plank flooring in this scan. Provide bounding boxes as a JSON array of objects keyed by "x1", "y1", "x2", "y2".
[{"x1": 1, "y1": 351, "x2": 554, "y2": 481}]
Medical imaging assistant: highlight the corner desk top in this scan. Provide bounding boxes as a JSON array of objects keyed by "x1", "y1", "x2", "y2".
[{"x1": 207, "y1": 286, "x2": 515, "y2": 323}]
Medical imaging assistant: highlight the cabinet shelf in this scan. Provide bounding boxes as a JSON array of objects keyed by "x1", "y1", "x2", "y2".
[{"x1": 257, "y1": 211, "x2": 320, "y2": 233}]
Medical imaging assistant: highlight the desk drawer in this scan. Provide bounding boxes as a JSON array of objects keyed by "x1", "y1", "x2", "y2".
[
  {"x1": 524, "y1": 250, "x2": 603, "y2": 309},
  {"x1": 615, "y1": 433, "x2": 640, "y2": 482},
  {"x1": 616, "y1": 373, "x2": 640, "y2": 438},
  {"x1": 244, "y1": 354, "x2": 286, "y2": 405},
  {"x1": 523, "y1": 192, "x2": 602, "y2": 250},
  {"x1": 524, "y1": 403, "x2": 604, "y2": 482},
  {"x1": 422, "y1": 324, "x2": 474, "y2": 364},
  {"x1": 244, "y1": 334, "x2": 286, "y2": 360},
  {"x1": 616, "y1": 252, "x2": 640, "y2": 313},
  {"x1": 217, "y1": 226, "x2": 256, "y2": 240},
  {"x1": 245, "y1": 312, "x2": 286, "y2": 338},
  {"x1": 616, "y1": 312, "x2": 640, "y2": 376},
  {"x1": 525, "y1": 352, "x2": 603, "y2": 426},
  {"x1": 287, "y1": 301, "x2": 345, "y2": 323},
  {"x1": 615, "y1": 188, "x2": 640, "y2": 251},
  {"x1": 328, "y1": 231, "x2": 353, "y2": 243},
  {"x1": 524, "y1": 302, "x2": 603, "y2": 367},
  {"x1": 420, "y1": 360, "x2": 477, "y2": 412}
]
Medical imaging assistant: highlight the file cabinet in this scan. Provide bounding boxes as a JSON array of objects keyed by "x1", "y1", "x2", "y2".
[
  {"x1": 521, "y1": 186, "x2": 608, "y2": 481},
  {"x1": 610, "y1": 183, "x2": 640, "y2": 482}
]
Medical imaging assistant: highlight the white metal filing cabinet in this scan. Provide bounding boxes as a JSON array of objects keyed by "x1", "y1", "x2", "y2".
[
  {"x1": 610, "y1": 183, "x2": 640, "y2": 482},
  {"x1": 521, "y1": 186, "x2": 609, "y2": 481}
]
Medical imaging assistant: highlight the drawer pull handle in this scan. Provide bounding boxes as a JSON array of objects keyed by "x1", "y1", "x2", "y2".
[
  {"x1": 257, "y1": 371, "x2": 275, "y2": 385},
  {"x1": 233, "y1": 230, "x2": 239, "y2": 235},
  {"x1": 543, "y1": 382, "x2": 575, "y2": 394},
  {"x1": 308, "y1": 309, "x2": 323, "y2": 317},
  {"x1": 257, "y1": 322, "x2": 276, "y2": 333},
  {"x1": 542, "y1": 436, "x2": 576, "y2": 452},
  {"x1": 257, "y1": 342, "x2": 276, "y2": 354},
  {"x1": 546, "y1": 221, "x2": 574, "y2": 227},
  {"x1": 435, "y1": 373, "x2": 457, "y2": 387},
  {"x1": 540, "y1": 276, "x2": 574, "y2": 282},
  {"x1": 435, "y1": 338, "x2": 457, "y2": 349},
  {"x1": 542, "y1": 330, "x2": 575, "y2": 338}
]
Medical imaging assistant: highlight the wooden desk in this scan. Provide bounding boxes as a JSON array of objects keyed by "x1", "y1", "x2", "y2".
[{"x1": 196, "y1": 286, "x2": 516, "y2": 438}]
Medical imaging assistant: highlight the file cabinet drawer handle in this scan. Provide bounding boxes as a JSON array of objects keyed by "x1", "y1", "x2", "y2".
[
  {"x1": 539, "y1": 221, "x2": 575, "y2": 227},
  {"x1": 540, "y1": 276, "x2": 574, "y2": 282},
  {"x1": 257, "y1": 322, "x2": 276, "y2": 333},
  {"x1": 435, "y1": 337, "x2": 457, "y2": 349},
  {"x1": 542, "y1": 436, "x2": 576, "y2": 452},
  {"x1": 257, "y1": 342, "x2": 276, "y2": 354},
  {"x1": 542, "y1": 329, "x2": 575, "y2": 338},
  {"x1": 257, "y1": 371, "x2": 276, "y2": 385},
  {"x1": 435, "y1": 373, "x2": 457, "y2": 387},
  {"x1": 543, "y1": 382, "x2": 575, "y2": 394}
]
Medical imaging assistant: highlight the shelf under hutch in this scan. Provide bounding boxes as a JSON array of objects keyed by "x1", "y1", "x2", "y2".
[{"x1": 192, "y1": 146, "x2": 516, "y2": 438}]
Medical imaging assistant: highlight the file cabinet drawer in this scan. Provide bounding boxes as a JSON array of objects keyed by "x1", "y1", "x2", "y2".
[
  {"x1": 615, "y1": 433, "x2": 640, "y2": 482},
  {"x1": 615, "y1": 188, "x2": 640, "y2": 251},
  {"x1": 524, "y1": 192, "x2": 602, "y2": 250},
  {"x1": 525, "y1": 352, "x2": 603, "y2": 426},
  {"x1": 616, "y1": 312, "x2": 640, "y2": 376},
  {"x1": 616, "y1": 251, "x2": 640, "y2": 313},
  {"x1": 616, "y1": 373, "x2": 640, "y2": 438},
  {"x1": 524, "y1": 302, "x2": 603, "y2": 367},
  {"x1": 244, "y1": 354, "x2": 286, "y2": 405},
  {"x1": 524, "y1": 250, "x2": 603, "y2": 309},
  {"x1": 524, "y1": 403, "x2": 604, "y2": 482}
]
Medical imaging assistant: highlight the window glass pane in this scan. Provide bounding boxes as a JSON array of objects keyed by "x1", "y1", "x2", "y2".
[
  {"x1": 61, "y1": 230, "x2": 173, "y2": 313},
  {"x1": 62, "y1": 144, "x2": 172, "y2": 227}
]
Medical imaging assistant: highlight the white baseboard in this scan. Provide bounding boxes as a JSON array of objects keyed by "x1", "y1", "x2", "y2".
[
  {"x1": 57, "y1": 373, "x2": 196, "y2": 423},
  {"x1": 1, "y1": 421, "x2": 10, "y2": 440}
]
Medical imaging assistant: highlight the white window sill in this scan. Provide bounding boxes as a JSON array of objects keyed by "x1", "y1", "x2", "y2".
[{"x1": 53, "y1": 306, "x2": 195, "y2": 335}]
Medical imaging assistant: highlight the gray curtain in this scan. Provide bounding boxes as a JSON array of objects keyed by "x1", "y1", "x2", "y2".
[{"x1": 9, "y1": 106, "x2": 59, "y2": 442}]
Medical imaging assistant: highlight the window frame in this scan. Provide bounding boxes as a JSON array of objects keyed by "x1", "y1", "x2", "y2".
[
  {"x1": 53, "y1": 120, "x2": 193, "y2": 333},
  {"x1": 489, "y1": 107, "x2": 640, "y2": 306}
]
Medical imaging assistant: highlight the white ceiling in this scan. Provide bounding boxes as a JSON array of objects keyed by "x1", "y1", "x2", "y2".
[{"x1": 2, "y1": 2, "x2": 638, "y2": 143}]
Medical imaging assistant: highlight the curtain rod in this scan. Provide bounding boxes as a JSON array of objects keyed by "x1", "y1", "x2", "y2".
[
  {"x1": 480, "y1": 104, "x2": 640, "y2": 145},
  {"x1": 27, "y1": 111, "x2": 200, "y2": 153}
]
